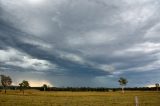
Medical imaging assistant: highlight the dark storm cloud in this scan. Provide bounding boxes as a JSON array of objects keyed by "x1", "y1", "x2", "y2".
[{"x1": 0, "y1": 0, "x2": 160, "y2": 87}]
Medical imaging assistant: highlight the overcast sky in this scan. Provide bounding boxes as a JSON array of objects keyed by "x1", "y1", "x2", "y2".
[{"x1": 0, "y1": 0, "x2": 160, "y2": 87}]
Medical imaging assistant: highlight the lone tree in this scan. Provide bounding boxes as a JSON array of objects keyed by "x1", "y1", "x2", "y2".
[
  {"x1": 155, "y1": 83, "x2": 159, "y2": 91},
  {"x1": 118, "y1": 77, "x2": 128, "y2": 93},
  {"x1": 0, "y1": 75, "x2": 12, "y2": 94},
  {"x1": 19, "y1": 80, "x2": 30, "y2": 95},
  {"x1": 42, "y1": 84, "x2": 48, "y2": 91}
]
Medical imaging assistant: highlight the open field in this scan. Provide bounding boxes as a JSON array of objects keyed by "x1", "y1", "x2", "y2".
[{"x1": 0, "y1": 90, "x2": 160, "y2": 106}]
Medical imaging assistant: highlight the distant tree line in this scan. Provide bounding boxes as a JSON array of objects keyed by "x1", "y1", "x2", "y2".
[
  {"x1": 37, "y1": 87, "x2": 159, "y2": 92},
  {"x1": 2, "y1": 86, "x2": 159, "y2": 92},
  {"x1": 0, "y1": 74, "x2": 159, "y2": 93}
]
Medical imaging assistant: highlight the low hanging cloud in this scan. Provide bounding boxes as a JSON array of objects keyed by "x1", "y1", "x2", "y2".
[
  {"x1": 0, "y1": 48, "x2": 56, "y2": 71},
  {"x1": 0, "y1": 0, "x2": 160, "y2": 87}
]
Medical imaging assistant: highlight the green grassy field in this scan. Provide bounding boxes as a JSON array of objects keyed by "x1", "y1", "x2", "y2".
[{"x1": 0, "y1": 90, "x2": 159, "y2": 106}]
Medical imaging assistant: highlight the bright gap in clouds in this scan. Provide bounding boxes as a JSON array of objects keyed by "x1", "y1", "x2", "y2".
[
  {"x1": 29, "y1": 80, "x2": 53, "y2": 87},
  {"x1": 13, "y1": 80, "x2": 53, "y2": 87}
]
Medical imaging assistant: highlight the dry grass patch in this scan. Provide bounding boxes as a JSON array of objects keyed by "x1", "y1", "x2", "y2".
[{"x1": 0, "y1": 90, "x2": 159, "y2": 106}]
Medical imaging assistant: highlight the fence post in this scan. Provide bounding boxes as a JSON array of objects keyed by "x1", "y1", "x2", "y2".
[{"x1": 135, "y1": 96, "x2": 139, "y2": 106}]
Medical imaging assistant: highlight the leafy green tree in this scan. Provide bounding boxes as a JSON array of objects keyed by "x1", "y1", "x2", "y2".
[
  {"x1": 0, "y1": 75, "x2": 12, "y2": 94},
  {"x1": 42, "y1": 84, "x2": 48, "y2": 91},
  {"x1": 118, "y1": 77, "x2": 128, "y2": 93},
  {"x1": 155, "y1": 83, "x2": 159, "y2": 91},
  {"x1": 19, "y1": 80, "x2": 30, "y2": 95}
]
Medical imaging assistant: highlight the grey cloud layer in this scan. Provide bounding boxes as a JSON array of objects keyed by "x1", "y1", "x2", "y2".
[{"x1": 0, "y1": 0, "x2": 160, "y2": 87}]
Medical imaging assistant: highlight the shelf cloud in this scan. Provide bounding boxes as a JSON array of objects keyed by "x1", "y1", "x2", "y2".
[{"x1": 0, "y1": 0, "x2": 160, "y2": 87}]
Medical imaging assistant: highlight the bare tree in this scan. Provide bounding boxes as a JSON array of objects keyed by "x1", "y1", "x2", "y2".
[
  {"x1": 0, "y1": 75, "x2": 12, "y2": 94},
  {"x1": 118, "y1": 77, "x2": 128, "y2": 93},
  {"x1": 19, "y1": 80, "x2": 30, "y2": 95}
]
